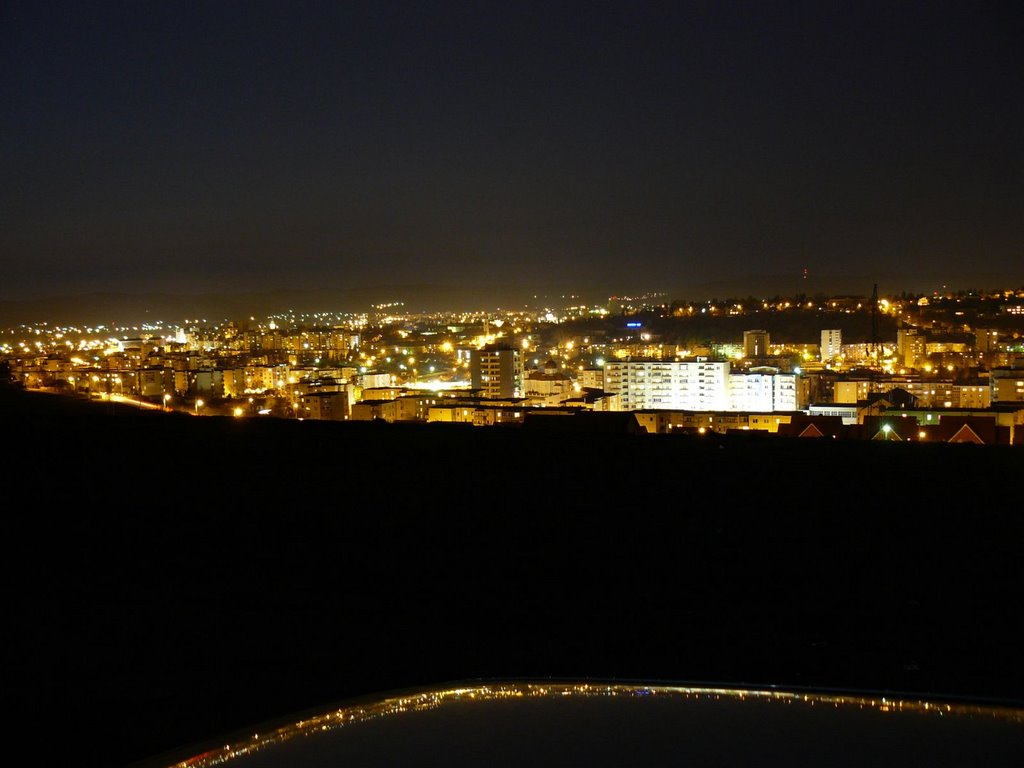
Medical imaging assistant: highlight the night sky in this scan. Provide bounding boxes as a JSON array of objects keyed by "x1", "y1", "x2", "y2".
[{"x1": 3, "y1": 1, "x2": 1023, "y2": 303}]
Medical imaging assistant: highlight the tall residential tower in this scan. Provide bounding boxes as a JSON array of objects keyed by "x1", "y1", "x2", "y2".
[{"x1": 470, "y1": 345, "x2": 525, "y2": 399}]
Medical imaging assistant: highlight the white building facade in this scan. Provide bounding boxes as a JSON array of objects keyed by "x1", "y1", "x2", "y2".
[
  {"x1": 821, "y1": 329, "x2": 842, "y2": 363},
  {"x1": 604, "y1": 359, "x2": 799, "y2": 412}
]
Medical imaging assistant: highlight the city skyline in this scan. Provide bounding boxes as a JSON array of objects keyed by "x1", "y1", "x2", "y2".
[
  {"x1": 5, "y1": 284, "x2": 1021, "y2": 440},
  {"x1": 3, "y1": 2, "x2": 1024, "y2": 302}
]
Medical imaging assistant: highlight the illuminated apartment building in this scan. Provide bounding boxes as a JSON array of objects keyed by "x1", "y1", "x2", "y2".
[
  {"x1": 729, "y1": 370, "x2": 799, "y2": 411},
  {"x1": 471, "y1": 345, "x2": 525, "y2": 399},
  {"x1": 991, "y1": 367, "x2": 1024, "y2": 403},
  {"x1": 605, "y1": 358, "x2": 798, "y2": 412},
  {"x1": 821, "y1": 329, "x2": 842, "y2": 363},
  {"x1": 897, "y1": 328, "x2": 926, "y2": 368},
  {"x1": 743, "y1": 329, "x2": 770, "y2": 358},
  {"x1": 604, "y1": 359, "x2": 730, "y2": 411}
]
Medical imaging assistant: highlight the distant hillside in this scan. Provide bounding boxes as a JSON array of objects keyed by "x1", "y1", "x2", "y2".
[
  {"x1": 670, "y1": 271, "x2": 1024, "y2": 302},
  {"x1": 1, "y1": 271, "x2": 1021, "y2": 325},
  {"x1": 0, "y1": 287, "x2": 425, "y2": 326}
]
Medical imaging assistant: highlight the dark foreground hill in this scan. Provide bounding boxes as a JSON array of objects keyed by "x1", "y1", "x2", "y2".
[{"x1": 2, "y1": 388, "x2": 1022, "y2": 766}]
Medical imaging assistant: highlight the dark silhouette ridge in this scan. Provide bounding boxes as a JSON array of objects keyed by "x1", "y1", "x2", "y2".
[{"x1": 3, "y1": 388, "x2": 1022, "y2": 766}]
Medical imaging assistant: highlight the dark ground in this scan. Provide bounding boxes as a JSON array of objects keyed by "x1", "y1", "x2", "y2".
[{"x1": 2, "y1": 388, "x2": 1022, "y2": 766}]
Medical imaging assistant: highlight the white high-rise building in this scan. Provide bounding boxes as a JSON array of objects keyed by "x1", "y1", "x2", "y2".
[
  {"x1": 821, "y1": 329, "x2": 842, "y2": 363},
  {"x1": 729, "y1": 371, "x2": 799, "y2": 411},
  {"x1": 605, "y1": 359, "x2": 798, "y2": 412},
  {"x1": 730, "y1": 372, "x2": 773, "y2": 411},
  {"x1": 604, "y1": 358, "x2": 730, "y2": 411}
]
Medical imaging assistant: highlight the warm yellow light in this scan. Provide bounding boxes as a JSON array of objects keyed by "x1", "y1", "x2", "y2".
[{"x1": 233, "y1": 407, "x2": 244, "y2": 417}]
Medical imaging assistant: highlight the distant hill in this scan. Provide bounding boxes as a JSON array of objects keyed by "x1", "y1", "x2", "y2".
[
  {"x1": 1, "y1": 271, "x2": 1021, "y2": 325},
  {"x1": 670, "y1": 271, "x2": 1024, "y2": 302},
  {"x1": 0, "y1": 283, "x2": 545, "y2": 325}
]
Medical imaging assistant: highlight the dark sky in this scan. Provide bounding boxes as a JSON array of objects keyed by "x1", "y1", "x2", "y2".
[{"x1": 2, "y1": 1, "x2": 1023, "y2": 303}]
